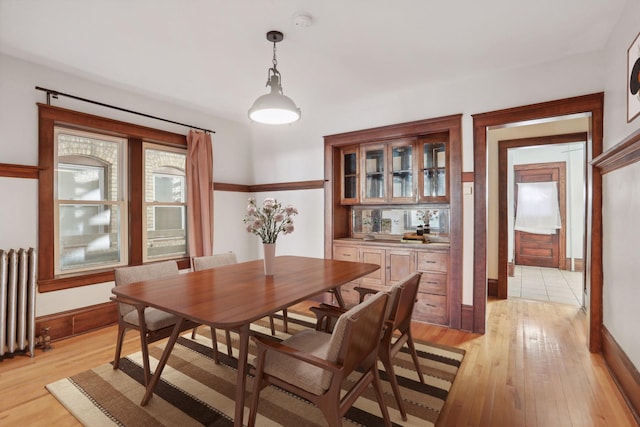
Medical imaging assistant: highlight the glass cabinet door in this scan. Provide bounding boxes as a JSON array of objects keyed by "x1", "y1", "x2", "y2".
[
  {"x1": 362, "y1": 145, "x2": 386, "y2": 202},
  {"x1": 340, "y1": 147, "x2": 359, "y2": 204},
  {"x1": 419, "y1": 136, "x2": 448, "y2": 201},
  {"x1": 389, "y1": 140, "x2": 415, "y2": 202}
]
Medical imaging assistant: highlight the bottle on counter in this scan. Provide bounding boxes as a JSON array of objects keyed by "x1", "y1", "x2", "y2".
[{"x1": 416, "y1": 225, "x2": 423, "y2": 236}]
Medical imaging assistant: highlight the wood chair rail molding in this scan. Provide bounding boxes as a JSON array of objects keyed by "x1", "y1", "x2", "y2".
[
  {"x1": 0, "y1": 163, "x2": 40, "y2": 179},
  {"x1": 213, "y1": 180, "x2": 326, "y2": 192},
  {"x1": 592, "y1": 126, "x2": 640, "y2": 174}
]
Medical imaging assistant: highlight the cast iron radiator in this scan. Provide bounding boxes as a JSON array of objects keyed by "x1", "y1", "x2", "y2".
[{"x1": 0, "y1": 248, "x2": 37, "y2": 358}]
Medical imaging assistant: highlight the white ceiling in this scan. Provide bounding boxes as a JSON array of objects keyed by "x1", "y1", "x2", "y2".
[{"x1": 0, "y1": 0, "x2": 628, "y2": 124}]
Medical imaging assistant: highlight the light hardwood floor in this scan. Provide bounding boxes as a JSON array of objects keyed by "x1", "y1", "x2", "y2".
[{"x1": 0, "y1": 298, "x2": 636, "y2": 426}]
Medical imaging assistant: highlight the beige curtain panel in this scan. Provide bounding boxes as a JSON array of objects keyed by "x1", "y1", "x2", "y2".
[{"x1": 186, "y1": 130, "x2": 213, "y2": 257}]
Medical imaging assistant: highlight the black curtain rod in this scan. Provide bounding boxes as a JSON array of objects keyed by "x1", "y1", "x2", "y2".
[{"x1": 35, "y1": 86, "x2": 215, "y2": 134}]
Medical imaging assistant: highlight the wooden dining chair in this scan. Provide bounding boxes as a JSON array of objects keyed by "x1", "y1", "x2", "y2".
[
  {"x1": 191, "y1": 252, "x2": 236, "y2": 356},
  {"x1": 192, "y1": 251, "x2": 288, "y2": 339},
  {"x1": 248, "y1": 291, "x2": 391, "y2": 427},
  {"x1": 311, "y1": 272, "x2": 424, "y2": 421},
  {"x1": 111, "y1": 261, "x2": 220, "y2": 385}
]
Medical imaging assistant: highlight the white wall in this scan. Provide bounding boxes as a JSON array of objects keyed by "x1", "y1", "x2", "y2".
[
  {"x1": 601, "y1": 1, "x2": 640, "y2": 369},
  {"x1": 0, "y1": 53, "x2": 254, "y2": 316},
  {"x1": 0, "y1": 26, "x2": 622, "y2": 323}
]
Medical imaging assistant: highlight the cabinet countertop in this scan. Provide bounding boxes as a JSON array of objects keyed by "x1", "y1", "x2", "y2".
[{"x1": 334, "y1": 238, "x2": 450, "y2": 251}]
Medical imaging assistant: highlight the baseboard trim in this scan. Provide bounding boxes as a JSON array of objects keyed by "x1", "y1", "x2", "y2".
[
  {"x1": 461, "y1": 304, "x2": 474, "y2": 332},
  {"x1": 563, "y1": 258, "x2": 584, "y2": 272},
  {"x1": 487, "y1": 278, "x2": 498, "y2": 297},
  {"x1": 35, "y1": 302, "x2": 118, "y2": 342},
  {"x1": 601, "y1": 326, "x2": 640, "y2": 424}
]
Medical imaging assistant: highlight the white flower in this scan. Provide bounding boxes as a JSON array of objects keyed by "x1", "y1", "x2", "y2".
[
  {"x1": 242, "y1": 197, "x2": 299, "y2": 243},
  {"x1": 285, "y1": 205, "x2": 298, "y2": 215}
]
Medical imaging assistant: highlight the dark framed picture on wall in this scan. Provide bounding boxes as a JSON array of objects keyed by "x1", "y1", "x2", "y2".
[{"x1": 628, "y1": 31, "x2": 640, "y2": 122}]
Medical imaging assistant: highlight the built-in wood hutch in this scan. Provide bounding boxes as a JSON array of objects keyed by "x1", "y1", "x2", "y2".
[{"x1": 324, "y1": 115, "x2": 463, "y2": 328}]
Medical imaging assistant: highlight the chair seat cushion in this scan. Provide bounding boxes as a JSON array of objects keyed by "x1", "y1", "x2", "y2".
[
  {"x1": 252, "y1": 330, "x2": 333, "y2": 396},
  {"x1": 123, "y1": 307, "x2": 179, "y2": 331}
]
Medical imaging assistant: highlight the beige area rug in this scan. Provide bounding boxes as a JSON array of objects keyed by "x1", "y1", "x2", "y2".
[{"x1": 46, "y1": 312, "x2": 465, "y2": 426}]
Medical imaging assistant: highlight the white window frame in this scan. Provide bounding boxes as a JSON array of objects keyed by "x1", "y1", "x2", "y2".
[
  {"x1": 53, "y1": 127, "x2": 128, "y2": 275},
  {"x1": 142, "y1": 142, "x2": 188, "y2": 263}
]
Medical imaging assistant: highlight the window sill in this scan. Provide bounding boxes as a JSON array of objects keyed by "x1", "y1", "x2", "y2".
[{"x1": 38, "y1": 257, "x2": 191, "y2": 292}]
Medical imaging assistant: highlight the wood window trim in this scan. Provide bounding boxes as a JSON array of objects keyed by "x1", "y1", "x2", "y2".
[{"x1": 38, "y1": 103, "x2": 188, "y2": 292}]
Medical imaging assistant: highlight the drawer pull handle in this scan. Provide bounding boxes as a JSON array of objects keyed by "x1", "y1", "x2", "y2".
[
  {"x1": 427, "y1": 281, "x2": 438, "y2": 284},
  {"x1": 424, "y1": 260, "x2": 436, "y2": 264},
  {"x1": 425, "y1": 303, "x2": 437, "y2": 308}
]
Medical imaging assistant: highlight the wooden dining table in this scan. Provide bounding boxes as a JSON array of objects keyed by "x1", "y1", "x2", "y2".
[{"x1": 111, "y1": 255, "x2": 379, "y2": 427}]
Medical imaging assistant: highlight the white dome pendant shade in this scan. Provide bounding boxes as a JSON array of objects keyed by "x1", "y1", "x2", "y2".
[{"x1": 248, "y1": 31, "x2": 301, "y2": 125}]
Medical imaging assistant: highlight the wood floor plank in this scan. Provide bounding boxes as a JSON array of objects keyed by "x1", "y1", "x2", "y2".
[{"x1": 0, "y1": 298, "x2": 637, "y2": 427}]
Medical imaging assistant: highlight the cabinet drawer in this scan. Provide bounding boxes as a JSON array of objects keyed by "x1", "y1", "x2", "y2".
[
  {"x1": 414, "y1": 293, "x2": 447, "y2": 325},
  {"x1": 417, "y1": 251, "x2": 448, "y2": 273},
  {"x1": 419, "y1": 272, "x2": 447, "y2": 295},
  {"x1": 333, "y1": 245, "x2": 358, "y2": 262}
]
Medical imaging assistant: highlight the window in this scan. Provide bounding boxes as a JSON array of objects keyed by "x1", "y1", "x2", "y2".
[
  {"x1": 55, "y1": 128, "x2": 127, "y2": 274},
  {"x1": 143, "y1": 145, "x2": 187, "y2": 261},
  {"x1": 38, "y1": 104, "x2": 189, "y2": 291}
]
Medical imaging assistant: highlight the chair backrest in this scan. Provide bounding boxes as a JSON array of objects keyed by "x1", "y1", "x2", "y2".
[
  {"x1": 326, "y1": 291, "x2": 389, "y2": 376},
  {"x1": 192, "y1": 252, "x2": 238, "y2": 271},
  {"x1": 388, "y1": 272, "x2": 422, "y2": 332},
  {"x1": 114, "y1": 260, "x2": 179, "y2": 316}
]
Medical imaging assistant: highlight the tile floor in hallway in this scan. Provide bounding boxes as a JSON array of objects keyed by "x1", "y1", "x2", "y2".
[{"x1": 508, "y1": 265, "x2": 583, "y2": 306}]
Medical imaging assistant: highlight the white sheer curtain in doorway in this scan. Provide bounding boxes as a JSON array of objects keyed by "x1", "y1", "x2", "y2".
[{"x1": 514, "y1": 181, "x2": 561, "y2": 235}]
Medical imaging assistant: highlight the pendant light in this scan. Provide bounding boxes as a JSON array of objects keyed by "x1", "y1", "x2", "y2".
[{"x1": 248, "y1": 31, "x2": 301, "y2": 125}]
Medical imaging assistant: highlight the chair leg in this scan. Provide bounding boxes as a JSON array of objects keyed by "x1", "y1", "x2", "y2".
[
  {"x1": 380, "y1": 352, "x2": 407, "y2": 421},
  {"x1": 210, "y1": 327, "x2": 220, "y2": 364},
  {"x1": 370, "y1": 365, "x2": 392, "y2": 427},
  {"x1": 112, "y1": 324, "x2": 127, "y2": 369},
  {"x1": 225, "y1": 330, "x2": 233, "y2": 357},
  {"x1": 282, "y1": 308, "x2": 288, "y2": 333},
  {"x1": 406, "y1": 333, "x2": 425, "y2": 384},
  {"x1": 191, "y1": 326, "x2": 198, "y2": 339}
]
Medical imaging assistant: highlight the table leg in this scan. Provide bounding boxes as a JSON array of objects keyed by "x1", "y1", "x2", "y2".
[
  {"x1": 140, "y1": 317, "x2": 185, "y2": 406},
  {"x1": 332, "y1": 287, "x2": 346, "y2": 308},
  {"x1": 234, "y1": 323, "x2": 251, "y2": 427}
]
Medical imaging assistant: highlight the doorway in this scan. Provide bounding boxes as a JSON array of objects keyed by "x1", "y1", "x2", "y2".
[
  {"x1": 513, "y1": 162, "x2": 566, "y2": 269},
  {"x1": 498, "y1": 136, "x2": 587, "y2": 308},
  {"x1": 472, "y1": 93, "x2": 603, "y2": 353},
  {"x1": 496, "y1": 133, "x2": 587, "y2": 309}
]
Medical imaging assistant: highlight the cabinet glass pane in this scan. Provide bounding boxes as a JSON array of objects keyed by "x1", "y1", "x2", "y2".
[
  {"x1": 391, "y1": 145, "x2": 413, "y2": 198},
  {"x1": 344, "y1": 176, "x2": 357, "y2": 199},
  {"x1": 365, "y1": 149, "x2": 385, "y2": 199},
  {"x1": 343, "y1": 152, "x2": 357, "y2": 199},
  {"x1": 344, "y1": 152, "x2": 357, "y2": 175},
  {"x1": 422, "y1": 142, "x2": 446, "y2": 198}
]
